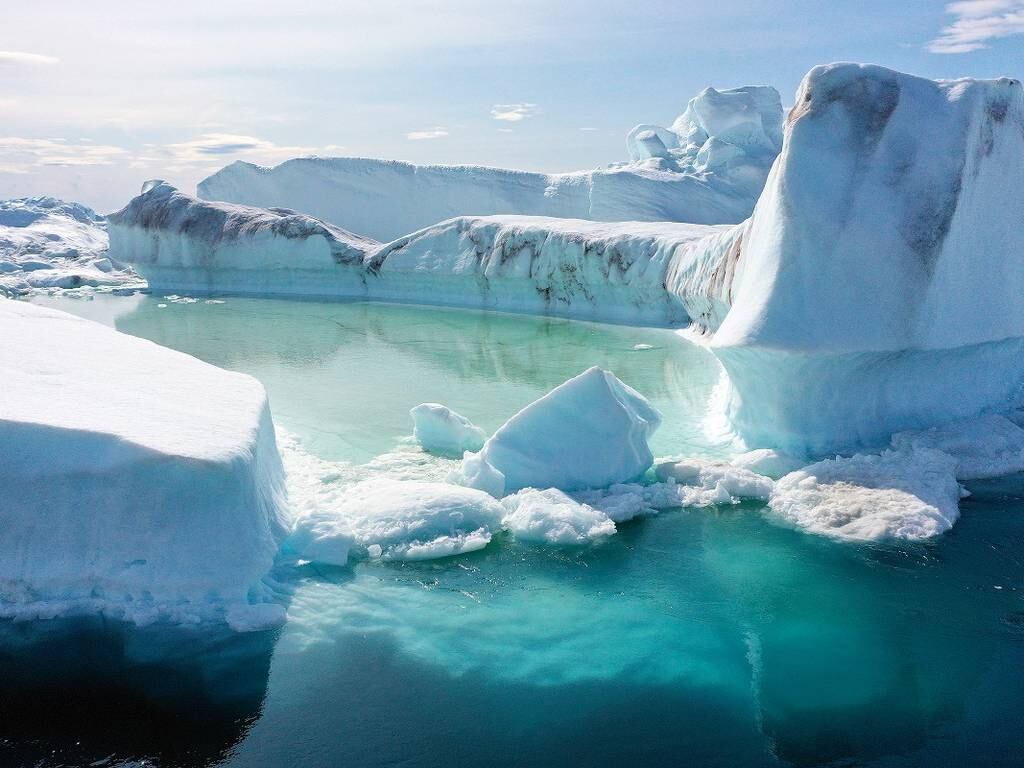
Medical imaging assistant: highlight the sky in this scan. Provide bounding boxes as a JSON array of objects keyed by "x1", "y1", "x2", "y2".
[{"x1": 1, "y1": 0, "x2": 1023, "y2": 212}]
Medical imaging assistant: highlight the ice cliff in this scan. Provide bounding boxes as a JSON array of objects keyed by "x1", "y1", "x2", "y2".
[
  {"x1": 0, "y1": 300, "x2": 290, "y2": 628},
  {"x1": 0, "y1": 197, "x2": 138, "y2": 296},
  {"x1": 196, "y1": 85, "x2": 783, "y2": 240},
  {"x1": 668, "y1": 63, "x2": 1024, "y2": 453}
]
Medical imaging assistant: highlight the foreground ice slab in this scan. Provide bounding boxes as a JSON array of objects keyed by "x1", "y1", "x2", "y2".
[
  {"x1": 0, "y1": 300, "x2": 290, "y2": 628},
  {"x1": 111, "y1": 183, "x2": 723, "y2": 325},
  {"x1": 197, "y1": 86, "x2": 783, "y2": 239},
  {"x1": 0, "y1": 197, "x2": 138, "y2": 296},
  {"x1": 457, "y1": 367, "x2": 662, "y2": 496},
  {"x1": 107, "y1": 181, "x2": 379, "y2": 296},
  {"x1": 669, "y1": 63, "x2": 1024, "y2": 453}
]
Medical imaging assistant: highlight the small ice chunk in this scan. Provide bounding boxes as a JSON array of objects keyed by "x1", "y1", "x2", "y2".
[
  {"x1": 501, "y1": 488, "x2": 616, "y2": 544},
  {"x1": 768, "y1": 449, "x2": 961, "y2": 542},
  {"x1": 290, "y1": 478, "x2": 505, "y2": 563},
  {"x1": 655, "y1": 458, "x2": 774, "y2": 500},
  {"x1": 891, "y1": 415, "x2": 1024, "y2": 480},
  {"x1": 457, "y1": 367, "x2": 661, "y2": 496},
  {"x1": 730, "y1": 448, "x2": 806, "y2": 480},
  {"x1": 411, "y1": 403, "x2": 486, "y2": 456}
]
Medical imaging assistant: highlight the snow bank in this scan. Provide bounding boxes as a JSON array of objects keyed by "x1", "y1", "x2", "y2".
[
  {"x1": 113, "y1": 183, "x2": 724, "y2": 325},
  {"x1": 668, "y1": 63, "x2": 1024, "y2": 453},
  {"x1": 456, "y1": 367, "x2": 662, "y2": 496},
  {"x1": 0, "y1": 197, "x2": 138, "y2": 296},
  {"x1": 0, "y1": 300, "x2": 290, "y2": 627},
  {"x1": 197, "y1": 86, "x2": 782, "y2": 239},
  {"x1": 289, "y1": 478, "x2": 504, "y2": 562},
  {"x1": 410, "y1": 403, "x2": 486, "y2": 456},
  {"x1": 768, "y1": 449, "x2": 962, "y2": 542},
  {"x1": 106, "y1": 182, "x2": 379, "y2": 296}
]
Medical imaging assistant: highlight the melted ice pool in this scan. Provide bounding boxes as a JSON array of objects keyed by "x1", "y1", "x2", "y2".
[{"x1": 6, "y1": 294, "x2": 1024, "y2": 768}]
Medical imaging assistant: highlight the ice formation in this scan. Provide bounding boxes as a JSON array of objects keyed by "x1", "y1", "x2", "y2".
[
  {"x1": 768, "y1": 449, "x2": 963, "y2": 542},
  {"x1": 668, "y1": 63, "x2": 1024, "y2": 453},
  {"x1": 456, "y1": 367, "x2": 662, "y2": 496},
  {"x1": 288, "y1": 477, "x2": 505, "y2": 562},
  {"x1": 106, "y1": 181, "x2": 379, "y2": 296},
  {"x1": 112, "y1": 185, "x2": 724, "y2": 325},
  {"x1": 0, "y1": 300, "x2": 290, "y2": 627},
  {"x1": 890, "y1": 414, "x2": 1024, "y2": 480},
  {"x1": 500, "y1": 488, "x2": 616, "y2": 544},
  {"x1": 410, "y1": 403, "x2": 486, "y2": 456},
  {"x1": 0, "y1": 197, "x2": 138, "y2": 296},
  {"x1": 197, "y1": 86, "x2": 783, "y2": 239}
]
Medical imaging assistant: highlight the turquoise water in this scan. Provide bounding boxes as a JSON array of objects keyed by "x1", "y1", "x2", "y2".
[{"x1": 6, "y1": 294, "x2": 1024, "y2": 768}]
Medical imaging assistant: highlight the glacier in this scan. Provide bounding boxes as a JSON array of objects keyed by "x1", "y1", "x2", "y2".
[
  {"x1": 0, "y1": 197, "x2": 139, "y2": 296},
  {"x1": 196, "y1": 85, "x2": 783, "y2": 240},
  {"x1": 0, "y1": 300, "x2": 290, "y2": 628}
]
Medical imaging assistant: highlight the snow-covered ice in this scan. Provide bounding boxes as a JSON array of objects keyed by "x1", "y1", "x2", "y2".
[
  {"x1": 891, "y1": 415, "x2": 1024, "y2": 480},
  {"x1": 410, "y1": 403, "x2": 486, "y2": 456},
  {"x1": 107, "y1": 181, "x2": 379, "y2": 297},
  {"x1": 0, "y1": 300, "x2": 290, "y2": 627},
  {"x1": 197, "y1": 85, "x2": 783, "y2": 240},
  {"x1": 0, "y1": 197, "x2": 139, "y2": 296},
  {"x1": 456, "y1": 367, "x2": 662, "y2": 496},
  {"x1": 654, "y1": 458, "x2": 774, "y2": 501},
  {"x1": 500, "y1": 488, "x2": 616, "y2": 545},
  {"x1": 768, "y1": 449, "x2": 963, "y2": 542},
  {"x1": 289, "y1": 477, "x2": 504, "y2": 562}
]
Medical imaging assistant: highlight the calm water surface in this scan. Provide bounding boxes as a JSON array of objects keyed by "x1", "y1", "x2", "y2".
[{"x1": 4, "y1": 293, "x2": 1023, "y2": 768}]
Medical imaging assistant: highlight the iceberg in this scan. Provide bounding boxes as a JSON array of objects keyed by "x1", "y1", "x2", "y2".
[
  {"x1": 196, "y1": 85, "x2": 783, "y2": 240},
  {"x1": 456, "y1": 367, "x2": 662, "y2": 496},
  {"x1": 0, "y1": 197, "x2": 138, "y2": 296},
  {"x1": 0, "y1": 300, "x2": 290, "y2": 628},
  {"x1": 668, "y1": 63, "x2": 1024, "y2": 453},
  {"x1": 500, "y1": 488, "x2": 617, "y2": 545},
  {"x1": 106, "y1": 181, "x2": 379, "y2": 297},
  {"x1": 410, "y1": 403, "x2": 486, "y2": 456}
]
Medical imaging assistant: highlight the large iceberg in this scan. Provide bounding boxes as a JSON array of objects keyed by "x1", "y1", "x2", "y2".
[
  {"x1": 0, "y1": 197, "x2": 138, "y2": 296},
  {"x1": 110, "y1": 184, "x2": 723, "y2": 325},
  {"x1": 668, "y1": 63, "x2": 1024, "y2": 453},
  {"x1": 196, "y1": 86, "x2": 783, "y2": 240},
  {"x1": 0, "y1": 300, "x2": 290, "y2": 628},
  {"x1": 457, "y1": 367, "x2": 662, "y2": 496},
  {"x1": 107, "y1": 181, "x2": 379, "y2": 297}
]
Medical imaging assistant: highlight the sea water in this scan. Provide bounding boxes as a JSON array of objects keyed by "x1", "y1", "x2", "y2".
[{"x1": 5, "y1": 293, "x2": 1024, "y2": 768}]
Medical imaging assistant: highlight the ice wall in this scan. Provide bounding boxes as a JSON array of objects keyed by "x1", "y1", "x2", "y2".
[
  {"x1": 668, "y1": 63, "x2": 1024, "y2": 453},
  {"x1": 0, "y1": 300, "x2": 291, "y2": 628},
  {"x1": 196, "y1": 86, "x2": 783, "y2": 239}
]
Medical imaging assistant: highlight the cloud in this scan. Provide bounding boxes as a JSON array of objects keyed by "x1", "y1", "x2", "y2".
[
  {"x1": 158, "y1": 133, "x2": 320, "y2": 166},
  {"x1": 578, "y1": 127, "x2": 598, "y2": 131},
  {"x1": 490, "y1": 103, "x2": 538, "y2": 122},
  {"x1": 928, "y1": 0, "x2": 1024, "y2": 53},
  {"x1": 406, "y1": 127, "x2": 449, "y2": 140},
  {"x1": 0, "y1": 137, "x2": 129, "y2": 170},
  {"x1": 0, "y1": 51, "x2": 59, "y2": 66}
]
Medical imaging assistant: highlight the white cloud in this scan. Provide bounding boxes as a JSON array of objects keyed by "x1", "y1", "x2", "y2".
[
  {"x1": 928, "y1": 0, "x2": 1024, "y2": 53},
  {"x1": 406, "y1": 127, "x2": 449, "y2": 140},
  {"x1": 0, "y1": 51, "x2": 59, "y2": 66},
  {"x1": 579, "y1": 126, "x2": 598, "y2": 131},
  {"x1": 490, "y1": 103, "x2": 538, "y2": 122},
  {"x1": 496, "y1": 128, "x2": 514, "y2": 133},
  {"x1": 158, "y1": 133, "x2": 320, "y2": 167},
  {"x1": 0, "y1": 137, "x2": 129, "y2": 171}
]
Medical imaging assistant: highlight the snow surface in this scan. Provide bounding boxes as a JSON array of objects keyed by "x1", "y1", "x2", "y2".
[
  {"x1": 0, "y1": 300, "x2": 290, "y2": 627},
  {"x1": 197, "y1": 86, "x2": 782, "y2": 240},
  {"x1": 0, "y1": 197, "x2": 139, "y2": 296},
  {"x1": 410, "y1": 403, "x2": 486, "y2": 456},
  {"x1": 456, "y1": 367, "x2": 662, "y2": 496},
  {"x1": 890, "y1": 414, "x2": 1024, "y2": 480},
  {"x1": 106, "y1": 181, "x2": 379, "y2": 296},
  {"x1": 500, "y1": 488, "x2": 617, "y2": 545}
]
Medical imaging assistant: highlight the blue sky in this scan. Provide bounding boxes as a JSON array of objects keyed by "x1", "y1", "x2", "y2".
[{"x1": 1, "y1": 0, "x2": 1022, "y2": 211}]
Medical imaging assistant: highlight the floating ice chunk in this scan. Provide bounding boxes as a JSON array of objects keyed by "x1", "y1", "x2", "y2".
[
  {"x1": 730, "y1": 448, "x2": 806, "y2": 480},
  {"x1": 891, "y1": 415, "x2": 1024, "y2": 480},
  {"x1": 290, "y1": 478, "x2": 505, "y2": 563},
  {"x1": 768, "y1": 449, "x2": 962, "y2": 542},
  {"x1": 411, "y1": 403, "x2": 486, "y2": 456},
  {"x1": 655, "y1": 458, "x2": 774, "y2": 501},
  {"x1": 0, "y1": 301, "x2": 289, "y2": 627},
  {"x1": 457, "y1": 367, "x2": 662, "y2": 496},
  {"x1": 501, "y1": 488, "x2": 616, "y2": 544}
]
